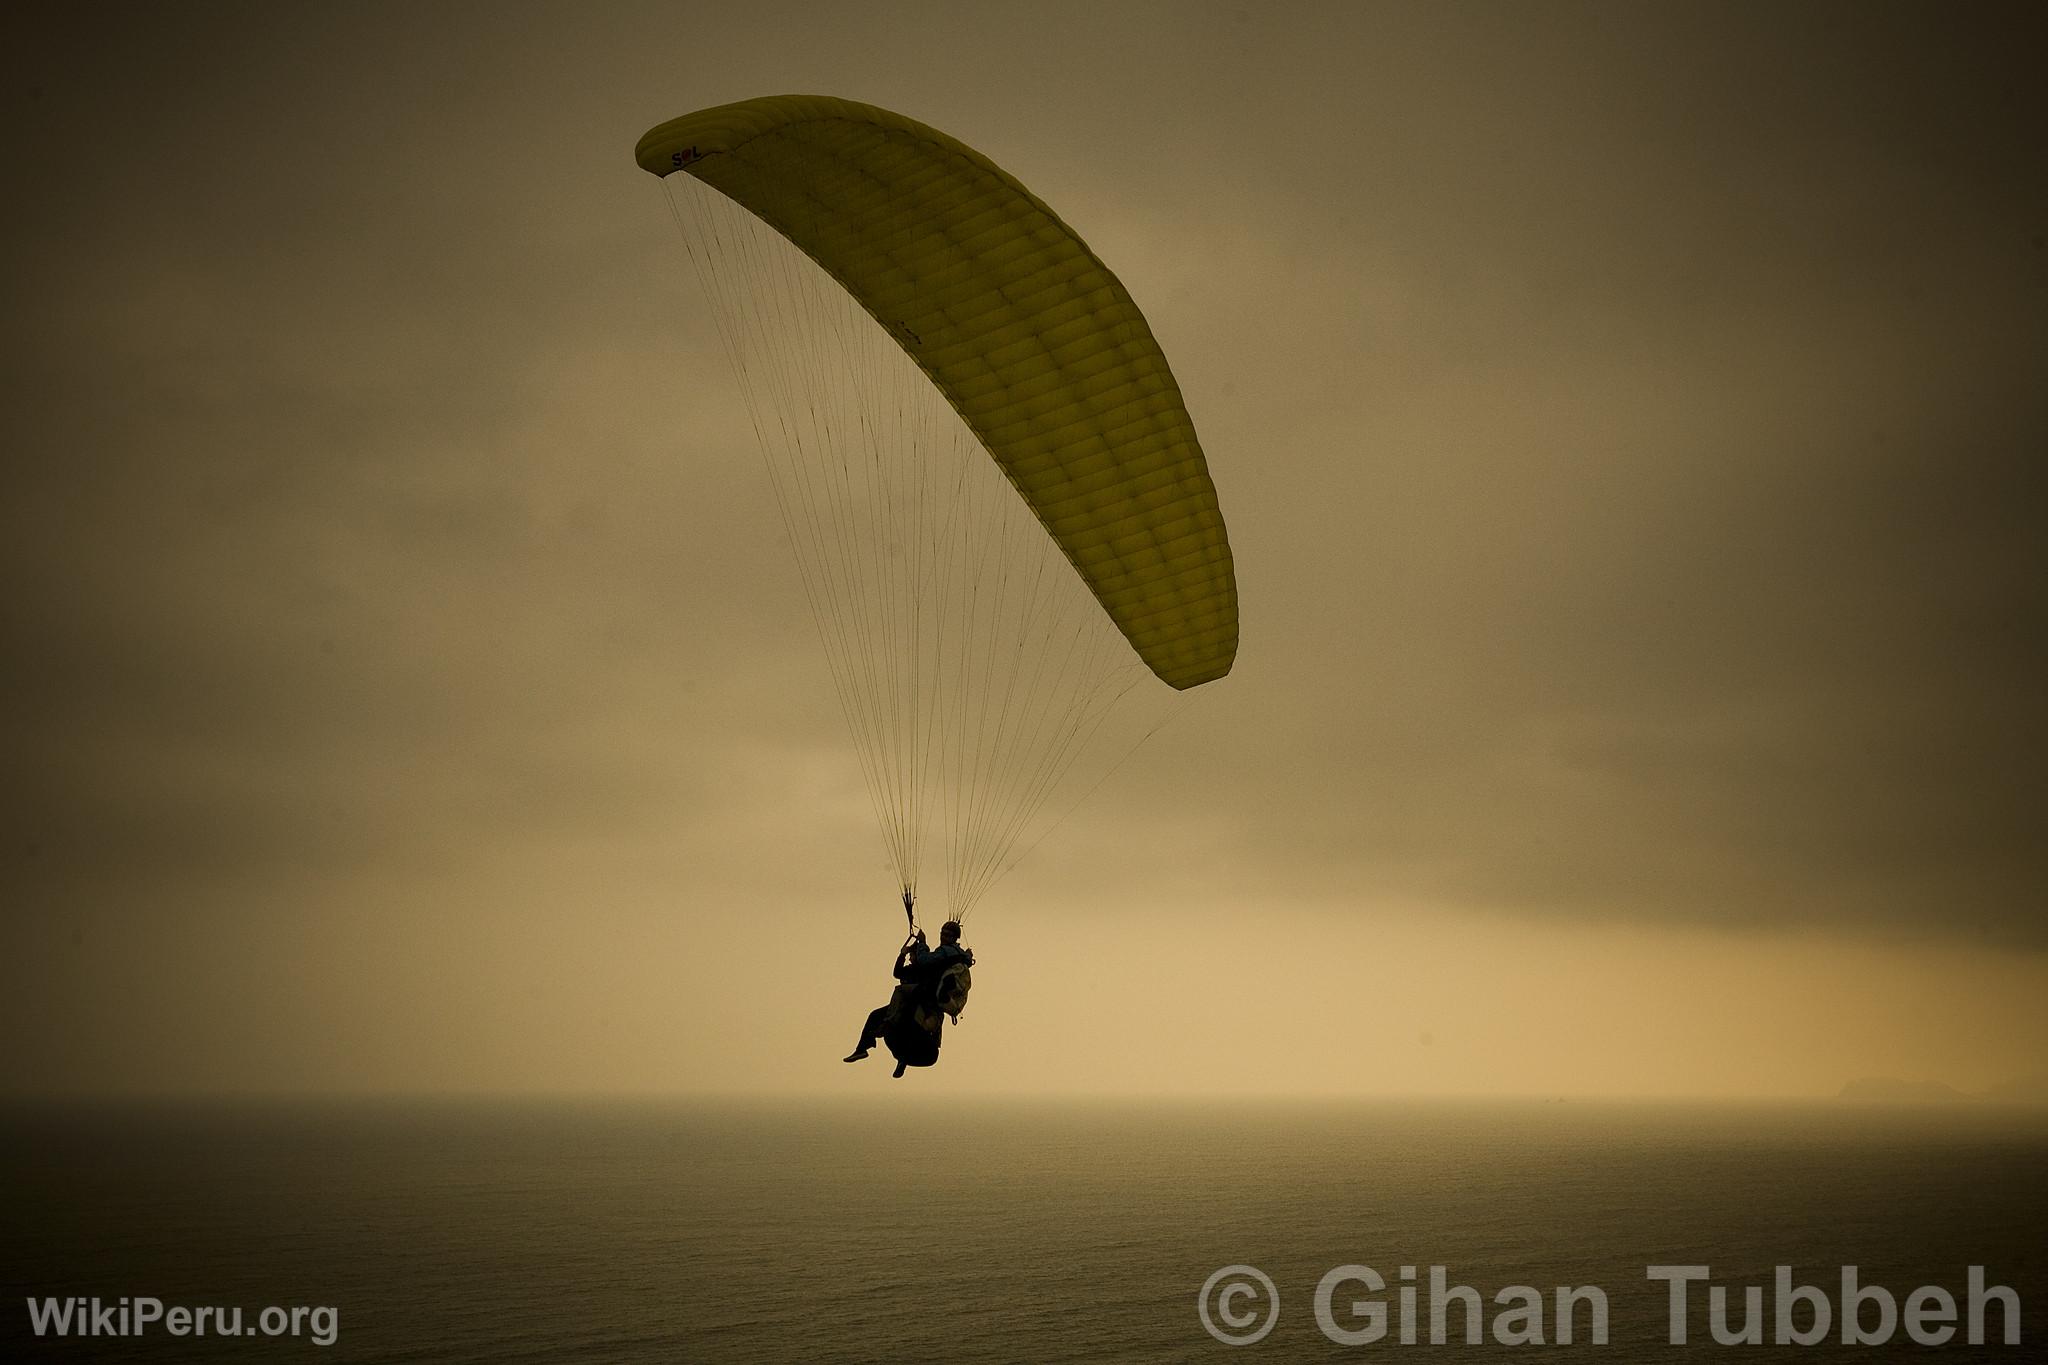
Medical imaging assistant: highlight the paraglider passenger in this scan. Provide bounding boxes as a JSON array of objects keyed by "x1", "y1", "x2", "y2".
[{"x1": 844, "y1": 921, "x2": 972, "y2": 1074}]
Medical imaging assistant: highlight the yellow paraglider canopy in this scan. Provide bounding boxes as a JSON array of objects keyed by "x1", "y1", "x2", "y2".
[{"x1": 637, "y1": 95, "x2": 1236, "y2": 688}]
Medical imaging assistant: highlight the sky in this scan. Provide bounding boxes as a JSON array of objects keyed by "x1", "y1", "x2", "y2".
[{"x1": 3, "y1": 1, "x2": 2042, "y2": 1100}]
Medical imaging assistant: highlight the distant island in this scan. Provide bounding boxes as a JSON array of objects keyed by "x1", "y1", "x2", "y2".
[{"x1": 1838, "y1": 1075, "x2": 2048, "y2": 1105}]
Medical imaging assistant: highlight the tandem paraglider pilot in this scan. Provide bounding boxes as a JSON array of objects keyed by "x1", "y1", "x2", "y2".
[{"x1": 845, "y1": 901, "x2": 973, "y2": 1079}]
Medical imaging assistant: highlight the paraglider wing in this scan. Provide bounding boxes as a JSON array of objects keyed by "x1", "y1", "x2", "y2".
[{"x1": 636, "y1": 95, "x2": 1237, "y2": 688}]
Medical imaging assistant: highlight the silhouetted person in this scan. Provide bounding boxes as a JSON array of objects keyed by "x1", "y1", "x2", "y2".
[{"x1": 845, "y1": 920, "x2": 973, "y2": 1077}]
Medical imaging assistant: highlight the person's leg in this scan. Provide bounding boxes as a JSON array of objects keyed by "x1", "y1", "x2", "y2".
[{"x1": 844, "y1": 1004, "x2": 892, "y2": 1061}]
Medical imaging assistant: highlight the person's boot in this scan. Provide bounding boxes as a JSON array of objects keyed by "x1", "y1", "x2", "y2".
[
  {"x1": 892, "y1": 1060, "x2": 907, "y2": 1079},
  {"x1": 843, "y1": 1046, "x2": 870, "y2": 1062}
]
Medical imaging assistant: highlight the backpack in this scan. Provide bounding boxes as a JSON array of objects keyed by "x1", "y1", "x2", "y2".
[{"x1": 933, "y1": 963, "x2": 972, "y2": 1021}]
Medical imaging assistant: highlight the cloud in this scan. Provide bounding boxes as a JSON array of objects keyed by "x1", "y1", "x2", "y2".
[{"x1": 2, "y1": 1, "x2": 2043, "y2": 1102}]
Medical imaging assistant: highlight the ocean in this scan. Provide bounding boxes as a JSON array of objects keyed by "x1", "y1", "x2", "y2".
[{"x1": 3, "y1": 1097, "x2": 2040, "y2": 1361}]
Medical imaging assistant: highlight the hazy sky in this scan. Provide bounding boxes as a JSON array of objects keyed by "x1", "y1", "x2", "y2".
[{"x1": 4, "y1": 1, "x2": 2042, "y2": 1099}]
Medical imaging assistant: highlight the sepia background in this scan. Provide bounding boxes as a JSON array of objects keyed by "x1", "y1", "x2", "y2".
[{"x1": 5, "y1": 0, "x2": 2042, "y2": 1102}]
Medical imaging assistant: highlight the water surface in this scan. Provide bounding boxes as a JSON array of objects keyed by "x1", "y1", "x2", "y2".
[{"x1": 4, "y1": 1098, "x2": 2039, "y2": 1360}]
